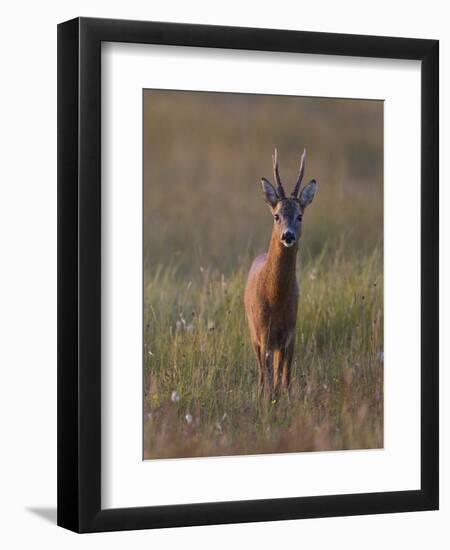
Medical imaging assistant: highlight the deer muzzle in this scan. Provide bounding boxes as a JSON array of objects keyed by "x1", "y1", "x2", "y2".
[{"x1": 281, "y1": 230, "x2": 296, "y2": 247}]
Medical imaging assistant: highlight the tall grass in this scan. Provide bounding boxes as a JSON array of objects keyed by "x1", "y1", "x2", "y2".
[
  {"x1": 143, "y1": 90, "x2": 383, "y2": 458},
  {"x1": 143, "y1": 245, "x2": 383, "y2": 459}
]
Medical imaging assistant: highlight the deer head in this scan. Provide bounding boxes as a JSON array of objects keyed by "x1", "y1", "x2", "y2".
[{"x1": 261, "y1": 148, "x2": 317, "y2": 248}]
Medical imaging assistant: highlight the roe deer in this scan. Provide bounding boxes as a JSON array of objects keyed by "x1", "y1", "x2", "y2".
[{"x1": 244, "y1": 149, "x2": 317, "y2": 397}]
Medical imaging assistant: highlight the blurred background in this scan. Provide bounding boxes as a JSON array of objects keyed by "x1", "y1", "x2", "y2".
[{"x1": 143, "y1": 90, "x2": 383, "y2": 276}]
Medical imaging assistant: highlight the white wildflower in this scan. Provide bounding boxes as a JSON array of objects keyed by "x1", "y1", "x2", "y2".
[{"x1": 171, "y1": 391, "x2": 180, "y2": 403}]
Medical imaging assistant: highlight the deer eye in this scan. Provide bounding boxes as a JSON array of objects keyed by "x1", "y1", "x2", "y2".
[
  {"x1": 274, "y1": 214, "x2": 280, "y2": 222},
  {"x1": 297, "y1": 215, "x2": 303, "y2": 221}
]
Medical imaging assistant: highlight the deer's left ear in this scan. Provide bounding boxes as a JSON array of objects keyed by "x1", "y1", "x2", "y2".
[{"x1": 299, "y1": 179, "x2": 317, "y2": 209}]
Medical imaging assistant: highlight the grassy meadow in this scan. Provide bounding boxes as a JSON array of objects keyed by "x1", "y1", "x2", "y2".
[{"x1": 143, "y1": 90, "x2": 383, "y2": 459}]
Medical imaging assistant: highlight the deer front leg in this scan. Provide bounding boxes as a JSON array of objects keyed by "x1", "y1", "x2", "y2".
[
  {"x1": 252, "y1": 342, "x2": 265, "y2": 395},
  {"x1": 253, "y1": 341, "x2": 269, "y2": 396},
  {"x1": 281, "y1": 335, "x2": 295, "y2": 393},
  {"x1": 273, "y1": 348, "x2": 285, "y2": 396},
  {"x1": 259, "y1": 345, "x2": 274, "y2": 398}
]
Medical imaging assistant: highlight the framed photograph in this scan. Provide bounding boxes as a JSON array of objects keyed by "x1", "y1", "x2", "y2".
[{"x1": 57, "y1": 17, "x2": 439, "y2": 532}]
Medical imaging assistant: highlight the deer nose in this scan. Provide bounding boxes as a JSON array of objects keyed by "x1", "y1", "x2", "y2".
[{"x1": 281, "y1": 230, "x2": 296, "y2": 244}]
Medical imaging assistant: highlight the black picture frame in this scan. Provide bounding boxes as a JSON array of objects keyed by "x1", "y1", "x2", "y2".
[{"x1": 57, "y1": 17, "x2": 439, "y2": 533}]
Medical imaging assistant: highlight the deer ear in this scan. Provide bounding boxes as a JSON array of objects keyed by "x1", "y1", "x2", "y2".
[
  {"x1": 261, "y1": 178, "x2": 278, "y2": 207},
  {"x1": 299, "y1": 179, "x2": 317, "y2": 209}
]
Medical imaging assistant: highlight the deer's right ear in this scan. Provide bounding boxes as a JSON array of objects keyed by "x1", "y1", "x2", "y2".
[{"x1": 261, "y1": 178, "x2": 278, "y2": 208}]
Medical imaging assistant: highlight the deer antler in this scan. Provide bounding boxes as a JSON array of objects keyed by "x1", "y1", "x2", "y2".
[
  {"x1": 291, "y1": 149, "x2": 306, "y2": 198},
  {"x1": 272, "y1": 148, "x2": 286, "y2": 199}
]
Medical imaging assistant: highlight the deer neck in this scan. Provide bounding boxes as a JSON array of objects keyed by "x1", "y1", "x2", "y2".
[{"x1": 262, "y1": 229, "x2": 298, "y2": 303}]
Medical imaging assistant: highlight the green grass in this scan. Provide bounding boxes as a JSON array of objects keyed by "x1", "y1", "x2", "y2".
[
  {"x1": 142, "y1": 90, "x2": 384, "y2": 458},
  {"x1": 143, "y1": 245, "x2": 383, "y2": 459}
]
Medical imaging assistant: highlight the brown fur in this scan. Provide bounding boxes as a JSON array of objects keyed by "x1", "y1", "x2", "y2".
[
  {"x1": 244, "y1": 204, "x2": 299, "y2": 396},
  {"x1": 244, "y1": 149, "x2": 317, "y2": 397}
]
